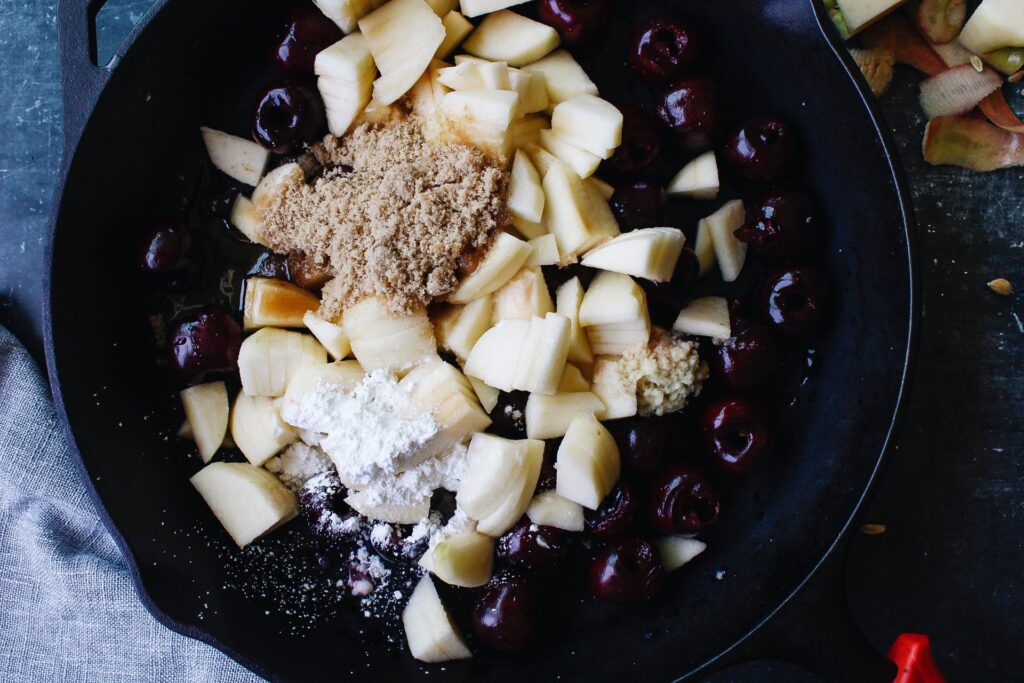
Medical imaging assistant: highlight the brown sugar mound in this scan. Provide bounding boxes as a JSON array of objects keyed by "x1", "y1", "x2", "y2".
[{"x1": 259, "y1": 119, "x2": 509, "y2": 319}]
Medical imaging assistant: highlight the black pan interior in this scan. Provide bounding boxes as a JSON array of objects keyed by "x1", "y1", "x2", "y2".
[{"x1": 46, "y1": 0, "x2": 915, "y2": 680}]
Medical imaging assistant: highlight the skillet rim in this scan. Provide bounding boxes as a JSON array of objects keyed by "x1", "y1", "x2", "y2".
[{"x1": 42, "y1": 0, "x2": 920, "y2": 679}]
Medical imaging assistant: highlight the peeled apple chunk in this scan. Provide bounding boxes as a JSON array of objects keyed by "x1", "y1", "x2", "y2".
[
  {"x1": 402, "y1": 575, "x2": 473, "y2": 663},
  {"x1": 243, "y1": 277, "x2": 320, "y2": 331},
  {"x1": 578, "y1": 271, "x2": 646, "y2": 327},
  {"x1": 435, "y1": 89, "x2": 520, "y2": 162},
  {"x1": 959, "y1": 0, "x2": 1024, "y2": 54},
  {"x1": 450, "y1": 231, "x2": 533, "y2": 303},
  {"x1": 508, "y1": 150, "x2": 545, "y2": 224},
  {"x1": 238, "y1": 328, "x2": 328, "y2": 397},
  {"x1": 314, "y1": 0, "x2": 385, "y2": 34},
  {"x1": 527, "y1": 234, "x2": 560, "y2": 266},
  {"x1": 542, "y1": 160, "x2": 620, "y2": 258},
  {"x1": 551, "y1": 95, "x2": 623, "y2": 159},
  {"x1": 230, "y1": 195, "x2": 263, "y2": 245},
  {"x1": 673, "y1": 296, "x2": 732, "y2": 339},
  {"x1": 539, "y1": 128, "x2": 602, "y2": 178},
  {"x1": 526, "y1": 489, "x2": 585, "y2": 531},
  {"x1": 418, "y1": 530, "x2": 495, "y2": 587},
  {"x1": 510, "y1": 313, "x2": 571, "y2": 396},
  {"x1": 399, "y1": 360, "x2": 492, "y2": 457},
  {"x1": 833, "y1": 0, "x2": 910, "y2": 36},
  {"x1": 522, "y1": 50, "x2": 598, "y2": 110},
  {"x1": 358, "y1": 0, "x2": 445, "y2": 105},
  {"x1": 555, "y1": 412, "x2": 620, "y2": 510},
  {"x1": 251, "y1": 163, "x2": 304, "y2": 215},
  {"x1": 283, "y1": 360, "x2": 366, "y2": 405},
  {"x1": 524, "y1": 391, "x2": 604, "y2": 440},
  {"x1": 437, "y1": 11, "x2": 474, "y2": 58},
  {"x1": 180, "y1": 381, "x2": 229, "y2": 463},
  {"x1": 555, "y1": 277, "x2": 593, "y2": 365},
  {"x1": 342, "y1": 297, "x2": 437, "y2": 374},
  {"x1": 462, "y1": 10, "x2": 560, "y2": 66},
  {"x1": 580, "y1": 228, "x2": 685, "y2": 282},
  {"x1": 701, "y1": 199, "x2": 747, "y2": 282},
  {"x1": 302, "y1": 311, "x2": 351, "y2": 360},
  {"x1": 459, "y1": 0, "x2": 530, "y2": 18},
  {"x1": 200, "y1": 127, "x2": 269, "y2": 187},
  {"x1": 693, "y1": 220, "x2": 716, "y2": 276},
  {"x1": 656, "y1": 536, "x2": 707, "y2": 572},
  {"x1": 456, "y1": 433, "x2": 544, "y2": 536},
  {"x1": 230, "y1": 392, "x2": 297, "y2": 466},
  {"x1": 346, "y1": 490, "x2": 432, "y2": 524},
  {"x1": 667, "y1": 151, "x2": 720, "y2": 200},
  {"x1": 491, "y1": 267, "x2": 554, "y2": 322},
  {"x1": 315, "y1": 32, "x2": 376, "y2": 136},
  {"x1": 508, "y1": 69, "x2": 550, "y2": 115},
  {"x1": 435, "y1": 296, "x2": 494, "y2": 361},
  {"x1": 558, "y1": 363, "x2": 590, "y2": 393},
  {"x1": 463, "y1": 319, "x2": 530, "y2": 392},
  {"x1": 190, "y1": 462, "x2": 298, "y2": 548},
  {"x1": 590, "y1": 358, "x2": 638, "y2": 421}
]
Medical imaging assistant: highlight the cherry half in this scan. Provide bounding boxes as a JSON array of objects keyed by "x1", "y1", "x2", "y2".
[
  {"x1": 657, "y1": 78, "x2": 722, "y2": 152},
  {"x1": 628, "y1": 15, "x2": 702, "y2": 84},
  {"x1": 604, "y1": 104, "x2": 661, "y2": 175},
  {"x1": 166, "y1": 306, "x2": 242, "y2": 383},
  {"x1": 273, "y1": 3, "x2": 343, "y2": 76},
  {"x1": 648, "y1": 463, "x2": 721, "y2": 534},
  {"x1": 536, "y1": 0, "x2": 611, "y2": 45},
  {"x1": 137, "y1": 220, "x2": 200, "y2": 290},
  {"x1": 760, "y1": 267, "x2": 829, "y2": 339},
  {"x1": 700, "y1": 398, "x2": 774, "y2": 475},
  {"x1": 588, "y1": 538, "x2": 666, "y2": 604},
  {"x1": 497, "y1": 519, "x2": 571, "y2": 574},
  {"x1": 709, "y1": 325, "x2": 782, "y2": 393},
  {"x1": 610, "y1": 178, "x2": 664, "y2": 230},
  {"x1": 724, "y1": 117, "x2": 801, "y2": 185},
  {"x1": 735, "y1": 190, "x2": 822, "y2": 264},
  {"x1": 473, "y1": 573, "x2": 540, "y2": 652},
  {"x1": 252, "y1": 81, "x2": 325, "y2": 154},
  {"x1": 585, "y1": 482, "x2": 636, "y2": 539}
]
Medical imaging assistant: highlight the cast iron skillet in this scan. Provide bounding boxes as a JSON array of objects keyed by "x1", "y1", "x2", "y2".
[{"x1": 46, "y1": 0, "x2": 918, "y2": 680}]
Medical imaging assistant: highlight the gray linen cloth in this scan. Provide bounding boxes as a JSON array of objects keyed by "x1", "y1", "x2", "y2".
[{"x1": 0, "y1": 326, "x2": 261, "y2": 682}]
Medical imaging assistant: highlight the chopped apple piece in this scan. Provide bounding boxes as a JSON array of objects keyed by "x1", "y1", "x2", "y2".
[
  {"x1": 527, "y1": 489, "x2": 585, "y2": 531},
  {"x1": 701, "y1": 199, "x2": 747, "y2": 282},
  {"x1": 402, "y1": 575, "x2": 473, "y2": 663},
  {"x1": 527, "y1": 233, "x2": 559, "y2": 266},
  {"x1": 200, "y1": 127, "x2": 269, "y2": 187},
  {"x1": 314, "y1": 0, "x2": 384, "y2": 34},
  {"x1": 426, "y1": 0, "x2": 459, "y2": 16},
  {"x1": 512, "y1": 216, "x2": 548, "y2": 240},
  {"x1": 492, "y1": 267, "x2": 554, "y2": 322},
  {"x1": 591, "y1": 358, "x2": 638, "y2": 420},
  {"x1": 463, "y1": 319, "x2": 530, "y2": 391},
  {"x1": 437, "y1": 62, "x2": 486, "y2": 90},
  {"x1": 551, "y1": 95, "x2": 623, "y2": 159},
  {"x1": 230, "y1": 393, "x2": 297, "y2": 466},
  {"x1": 190, "y1": 462, "x2": 298, "y2": 548},
  {"x1": 251, "y1": 163, "x2": 304, "y2": 215},
  {"x1": 346, "y1": 490, "x2": 431, "y2": 524},
  {"x1": 359, "y1": 0, "x2": 445, "y2": 105},
  {"x1": 459, "y1": 0, "x2": 530, "y2": 18},
  {"x1": 958, "y1": 0, "x2": 1024, "y2": 53},
  {"x1": 524, "y1": 391, "x2": 603, "y2": 440},
  {"x1": 508, "y1": 150, "x2": 545, "y2": 223},
  {"x1": 434, "y1": 89, "x2": 519, "y2": 161},
  {"x1": 462, "y1": 10, "x2": 560, "y2": 65},
  {"x1": 555, "y1": 412, "x2": 620, "y2": 510},
  {"x1": 586, "y1": 318, "x2": 651, "y2": 356},
  {"x1": 450, "y1": 232, "x2": 532, "y2": 303},
  {"x1": 434, "y1": 296, "x2": 494, "y2": 361},
  {"x1": 355, "y1": 96, "x2": 406, "y2": 126},
  {"x1": 524, "y1": 141, "x2": 560, "y2": 176},
  {"x1": 508, "y1": 69, "x2": 549, "y2": 115},
  {"x1": 238, "y1": 328, "x2": 327, "y2": 397},
  {"x1": 693, "y1": 220, "x2": 716, "y2": 276},
  {"x1": 509, "y1": 114, "x2": 549, "y2": 147},
  {"x1": 243, "y1": 277, "x2": 319, "y2": 331},
  {"x1": 302, "y1": 311, "x2": 351, "y2": 360},
  {"x1": 342, "y1": 297, "x2": 437, "y2": 374},
  {"x1": 437, "y1": 10, "x2": 474, "y2": 58},
  {"x1": 834, "y1": 0, "x2": 911, "y2": 36},
  {"x1": 230, "y1": 195, "x2": 264, "y2": 245},
  {"x1": 522, "y1": 49, "x2": 598, "y2": 110},
  {"x1": 587, "y1": 176, "x2": 615, "y2": 200},
  {"x1": 542, "y1": 160, "x2": 620, "y2": 258},
  {"x1": 667, "y1": 151, "x2": 719, "y2": 199},
  {"x1": 673, "y1": 296, "x2": 731, "y2": 339},
  {"x1": 477, "y1": 60, "x2": 511, "y2": 89},
  {"x1": 399, "y1": 360, "x2": 492, "y2": 458},
  {"x1": 539, "y1": 128, "x2": 601, "y2": 178},
  {"x1": 580, "y1": 227, "x2": 685, "y2": 282},
  {"x1": 558, "y1": 363, "x2": 590, "y2": 392},
  {"x1": 315, "y1": 33, "x2": 376, "y2": 136},
  {"x1": 456, "y1": 433, "x2": 544, "y2": 536},
  {"x1": 578, "y1": 271, "x2": 645, "y2": 327},
  {"x1": 468, "y1": 375, "x2": 500, "y2": 412},
  {"x1": 511, "y1": 313, "x2": 571, "y2": 395},
  {"x1": 283, "y1": 360, "x2": 366, "y2": 405},
  {"x1": 419, "y1": 531, "x2": 495, "y2": 587},
  {"x1": 180, "y1": 382, "x2": 229, "y2": 463},
  {"x1": 555, "y1": 276, "x2": 593, "y2": 365},
  {"x1": 656, "y1": 536, "x2": 707, "y2": 572}
]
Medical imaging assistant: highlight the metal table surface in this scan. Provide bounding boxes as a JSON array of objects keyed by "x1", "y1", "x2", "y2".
[{"x1": 1, "y1": 1, "x2": 1020, "y2": 680}]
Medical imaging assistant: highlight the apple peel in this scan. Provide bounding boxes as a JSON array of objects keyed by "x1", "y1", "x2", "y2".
[
  {"x1": 911, "y1": 0, "x2": 966, "y2": 45},
  {"x1": 919, "y1": 64, "x2": 1002, "y2": 119},
  {"x1": 923, "y1": 114, "x2": 1024, "y2": 171},
  {"x1": 978, "y1": 91, "x2": 1024, "y2": 133},
  {"x1": 861, "y1": 14, "x2": 947, "y2": 76}
]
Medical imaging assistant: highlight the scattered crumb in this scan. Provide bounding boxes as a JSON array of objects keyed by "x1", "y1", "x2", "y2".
[
  {"x1": 987, "y1": 278, "x2": 1014, "y2": 296},
  {"x1": 861, "y1": 523, "x2": 887, "y2": 535}
]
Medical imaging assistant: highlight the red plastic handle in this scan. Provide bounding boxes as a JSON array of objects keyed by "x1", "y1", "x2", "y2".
[{"x1": 888, "y1": 634, "x2": 947, "y2": 683}]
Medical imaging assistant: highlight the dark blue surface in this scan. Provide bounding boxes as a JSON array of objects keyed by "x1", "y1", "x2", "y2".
[{"x1": 1, "y1": 0, "x2": 1021, "y2": 681}]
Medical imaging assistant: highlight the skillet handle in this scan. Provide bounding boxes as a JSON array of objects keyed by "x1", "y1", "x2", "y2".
[{"x1": 56, "y1": 0, "x2": 111, "y2": 157}]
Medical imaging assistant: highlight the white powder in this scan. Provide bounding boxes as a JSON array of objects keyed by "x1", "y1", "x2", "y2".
[
  {"x1": 280, "y1": 370, "x2": 440, "y2": 489},
  {"x1": 265, "y1": 442, "x2": 334, "y2": 491},
  {"x1": 352, "y1": 441, "x2": 468, "y2": 509}
]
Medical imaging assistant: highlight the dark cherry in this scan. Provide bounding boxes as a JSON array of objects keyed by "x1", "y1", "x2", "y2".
[
  {"x1": 249, "y1": 252, "x2": 291, "y2": 280},
  {"x1": 709, "y1": 325, "x2": 781, "y2": 392},
  {"x1": 588, "y1": 538, "x2": 666, "y2": 604},
  {"x1": 700, "y1": 398, "x2": 773, "y2": 475},
  {"x1": 252, "y1": 82, "x2": 325, "y2": 154},
  {"x1": 287, "y1": 251, "x2": 332, "y2": 291},
  {"x1": 490, "y1": 390, "x2": 529, "y2": 438},
  {"x1": 299, "y1": 471, "x2": 360, "y2": 542},
  {"x1": 604, "y1": 104, "x2": 661, "y2": 175},
  {"x1": 612, "y1": 418, "x2": 669, "y2": 476},
  {"x1": 137, "y1": 220, "x2": 200, "y2": 289},
  {"x1": 610, "y1": 178, "x2": 664, "y2": 230},
  {"x1": 536, "y1": 0, "x2": 611, "y2": 45},
  {"x1": 585, "y1": 482, "x2": 636, "y2": 539},
  {"x1": 648, "y1": 463, "x2": 721, "y2": 533},
  {"x1": 735, "y1": 190, "x2": 821, "y2": 264},
  {"x1": 497, "y1": 519, "x2": 570, "y2": 573},
  {"x1": 367, "y1": 525, "x2": 429, "y2": 563},
  {"x1": 656, "y1": 78, "x2": 722, "y2": 152},
  {"x1": 536, "y1": 440, "x2": 560, "y2": 492},
  {"x1": 473, "y1": 573, "x2": 539, "y2": 652},
  {"x1": 724, "y1": 117, "x2": 800, "y2": 185},
  {"x1": 166, "y1": 306, "x2": 242, "y2": 383},
  {"x1": 274, "y1": 2, "x2": 343, "y2": 76},
  {"x1": 641, "y1": 247, "x2": 701, "y2": 324},
  {"x1": 760, "y1": 267, "x2": 828, "y2": 339},
  {"x1": 628, "y1": 15, "x2": 702, "y2": 84}
]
